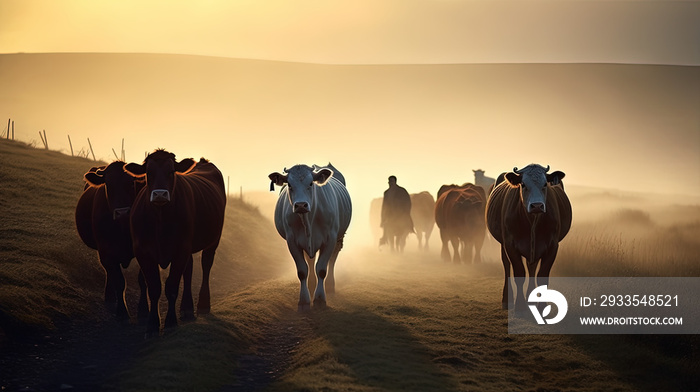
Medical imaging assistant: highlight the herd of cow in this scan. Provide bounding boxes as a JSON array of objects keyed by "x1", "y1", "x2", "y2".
[{"x1": 75, "y1": 149, "x2": 572, "y2": 336}]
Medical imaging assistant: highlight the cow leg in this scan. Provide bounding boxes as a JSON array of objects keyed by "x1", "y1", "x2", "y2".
[
  {"x1": 506, "y1": 246, "x2": 527, "y2": 313},
  {"x1": 198, "y1": 246, "x2": 217, "y2": 315},
  {"x1": 164, "y1": 255, "x2": 188, "y2": 329},
  {"x1": 424, "y1": 229, "x2": 432, "y2": 251},
  {"x1": 474, "y1": 233, "x2": 484, "y2": 263},
  {"x1": 313, "y1": 242, "x2": 337, "y2": 308},
  {"x1": 99, "y1": 254, "x2": 117, "y2": 305},
  {"x1": 500, "y1": 245, "x2": 511, "y2": 309},
  {"x1": 137, "y1": 269, "x2": 149, "y2": 325},
  {"x1": 463, "y1": 238, "x2": 473, "y2": 264},
  {"x1": 526, "y1": 261, "x2": 539, "y2": 306},
  {"x1": 304, "y1": 252, "x2": 317, "y2": 295},
  {"x1": 537, "y1": 245, "x2": 558, "y2": 289},
  {"x1": 289, "y1": 244, "x2": 311, "y2": 311},
  {"x1": 326, "y1": 243, "x2": 340, "y2": 295},
  {"x1": 140, "y1": 259, "x2": 162, "y2": 337},
  {"x1": 451, "y1": 236, "x2": 461, "y2": 264},
  {"x1": 180, "y1": 254, "x2": 195, "y2": 320},
  {"x1": 111, "y1": 262, "x2": 129, "y2": 322},
  {"x1": 416, "y1": 231, "x2": 423, "y2": 251},
  {"x1": 398, "y1": 234, "x2": 407, "y2": 253},
  {"x1": 439, "y1": 229, "x2": 450, "y2": 262}
]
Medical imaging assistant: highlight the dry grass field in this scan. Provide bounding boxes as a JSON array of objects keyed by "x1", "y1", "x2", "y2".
[{"x1": 1, "y1": 138, "x2": 698, "y2": 391}]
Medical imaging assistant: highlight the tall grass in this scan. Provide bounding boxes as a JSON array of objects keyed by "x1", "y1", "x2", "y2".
[{"x1": 556, "y1": 207, "x2": 700, "y2": 277}]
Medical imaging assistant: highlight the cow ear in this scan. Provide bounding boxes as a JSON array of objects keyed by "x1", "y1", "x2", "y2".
[
  {"x1": 547, "y1": 171, "x2": 565, "y2": 185},
  {"x1": 175, "y1": 158, "x2": 196, "y2": 173},
  {"x1": 313, "y1": 168, "x2": 333, "y2": 185},
  {"x1": 268, "y1": 172, "x2": 288, "y2": 191},
  {"x1": 124, "y1": 163, "x2": 146, "y2": 177},
  {"x1": 505, "y1": 172, "x2": 521, "y2": 186},
  {"x1": 84, "y1": 172, "x2": 104, "y2": 186}
]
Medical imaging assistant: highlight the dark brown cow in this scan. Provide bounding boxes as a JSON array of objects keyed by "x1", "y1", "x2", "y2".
[
  {"x1": 126, "y1": 150, "x2": 226, "y2": 336},
  {"x1": 75, "y1": 161, "x2": 147, "y2": 321},
  {"x1": 410, "y1": 192, "x2": 435, "y2": 251},
  {"x1": 486, "y1": 164, "x2": 572, "y2": 310},
  {"x1": 434, "y1": 183, "x2": 486, "y2": 263}
]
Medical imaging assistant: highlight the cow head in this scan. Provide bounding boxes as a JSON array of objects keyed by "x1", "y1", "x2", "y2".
[
  {"x1": 124, "y1": 149, "x2": 195, "y2": 206},
  {"x1": 505, "y1": 164, "x2": 565, "y2": 214},
  {"x1": 268, "y1": 165, "x2": 333, "y2": 214},
  {"x1": 84, "y1": 161, "x2": 138, "y2": 220}
]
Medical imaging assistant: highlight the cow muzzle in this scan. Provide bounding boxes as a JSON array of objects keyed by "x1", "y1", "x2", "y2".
[
  {"x1": 293, "y1": 201, "x2": 310, "y2": 214},
  {"x1": 113, "y1": 207, "x2": 131, "y2": 220},
  {"x1": 150, "y1": 189, "x2": 171, "y2": 205},
  {"x1": 528, "y1": 202, "x2": 546, "y2": 214}
]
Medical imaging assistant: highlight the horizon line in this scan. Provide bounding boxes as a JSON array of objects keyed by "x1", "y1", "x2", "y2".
[{"x1": 2, "y1": 51, "x2": 698, "y2": 68}]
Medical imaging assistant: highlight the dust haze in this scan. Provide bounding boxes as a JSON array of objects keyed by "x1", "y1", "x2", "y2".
[{"x1": 1, "y1": 55, "x2": 698, "y2": 231}]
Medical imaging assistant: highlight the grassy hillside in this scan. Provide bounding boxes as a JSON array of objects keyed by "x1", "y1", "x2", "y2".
[
  {"x1": 0, "y1": 139, "x2": 106, "y2": 336},
  {"x1": 0, "y1": 138, "x2": 288, "y2": 341}
]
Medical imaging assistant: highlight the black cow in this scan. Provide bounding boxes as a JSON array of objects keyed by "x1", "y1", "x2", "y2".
[
  {"x1": 75, "y1": 161, "x2": 147, "y2": 321},
  {"x1": 126, "y1": 150, "x2": 226, "y2": 336}
]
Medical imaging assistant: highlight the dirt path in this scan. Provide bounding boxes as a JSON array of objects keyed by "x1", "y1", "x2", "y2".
[{"x1": 222, "y1": 310, "x2": 314, "y2": 391}]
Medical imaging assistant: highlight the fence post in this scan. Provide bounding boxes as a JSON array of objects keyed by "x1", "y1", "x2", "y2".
[
  {"x1": 39, "y1": 130, "x2": 48, "y2": 149},
  {"x1": 87, "y1": 138, "x2": 96, "y2": 161},
  {"x1": 11, "y1": 121, "x2": 14, "y2": 140},
  {"x1": 68, "y1": 135, "x2": 74, "y2": 156},
  {"x1": 6, "y1": 119, "x2": 9, "y2": 140}
]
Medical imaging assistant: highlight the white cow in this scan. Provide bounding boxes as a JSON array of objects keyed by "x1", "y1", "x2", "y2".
[
  {"x1": 473, "y1": 169, "x2": 496, "y2": 194},
  {"x1": 269, "y1": 164, "x2": 352, "y2": 310}
]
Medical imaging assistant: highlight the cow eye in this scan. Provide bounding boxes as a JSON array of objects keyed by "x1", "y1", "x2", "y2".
[{"x1": 309, "y1": 182, "x2": 313, "y2": 187}]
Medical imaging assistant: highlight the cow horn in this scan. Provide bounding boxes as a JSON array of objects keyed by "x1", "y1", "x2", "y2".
[
  {"x1": 545, "y1": 165, "x2": 550, "y2": 173},
  {"x1": 513, "y1": 166, "x2": 521, "y2": 173},
  {"x1": 283, "y1": 167, "x2": 288, "y2": 173}
]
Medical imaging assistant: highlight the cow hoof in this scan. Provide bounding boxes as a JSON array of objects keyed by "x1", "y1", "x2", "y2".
[
  {"x1": 115, "y1": 308, "x2": 129, "y2": 322},
  {"x1": 164, "y1": 315, "x2": 178, "y2": 329},
  {"x1": 181, "y1": 310, "x2": 196, "y2": 322},
  {"x1": 501, "y1": 302, "x2": 509, "y2": 310},
  {"x1": 197, "y1": 306, "x2": 211, "y2": 315},
  {"x1": 298, "y1": 303, "x2": 311, "y2": 312},
  {"x1": 144, "y1": 329, "x2": 160, "y2": 339},
  {"x1": 313, "y1": 300, "x2": 327, "y2": 309}
]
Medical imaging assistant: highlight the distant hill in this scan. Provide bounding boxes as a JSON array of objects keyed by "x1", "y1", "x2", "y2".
[
  {"x1": 1, "y1": 53, "x2": 698, "y2": 197},
  {"x1": 0, "y1": 138, "x2": 287, "y2": 341}
]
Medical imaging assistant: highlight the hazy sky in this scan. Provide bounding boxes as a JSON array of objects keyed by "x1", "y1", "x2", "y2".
[{"x1": 2, "y1": 0, "x2": 699, "y2": 65}]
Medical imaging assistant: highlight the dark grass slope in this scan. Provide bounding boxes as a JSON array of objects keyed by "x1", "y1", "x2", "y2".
[{"x1": 0, "y1": 139, "x2": 106, "y2": 337}]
